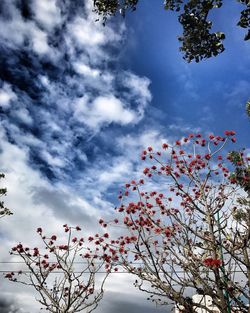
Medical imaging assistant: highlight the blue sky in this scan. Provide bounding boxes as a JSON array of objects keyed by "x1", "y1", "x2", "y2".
[
  {"x1": 0, "y1": 0, "x2": 249, "y2": 312},
  {"x1": 124, "y1": 0, "x2": 250, "y2": 143}
]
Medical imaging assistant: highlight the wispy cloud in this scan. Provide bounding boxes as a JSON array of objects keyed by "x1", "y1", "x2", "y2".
[
  {"x1": 0, "y1": 82, "x2": 17, "y2": 109},
  {"x1": 224, "y1": 80, "x2": 250, "y2": 109},
  {"x1": 0, "y1": 2, "x2": 154, "y2": 311},
  {"x1": 0, "y1": 295, "x2": 29, "y2": 313},
  {"x1": 0, "y1": 0, "x2": 152, "y2": 184}
]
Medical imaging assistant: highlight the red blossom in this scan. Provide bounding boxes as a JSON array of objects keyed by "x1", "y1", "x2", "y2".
[
  {"x1": 203, "y1": 258, "x2": 221, "y2": 268},
  {"x1": 205, "y1": 154, "x2": 211, "y2": 160},
  {"x1": 5, "y1": 272, "x2": 14, "y2": 279},
  {"x1": 224, "y1": 130, "x2": 236, "y2": 136}
]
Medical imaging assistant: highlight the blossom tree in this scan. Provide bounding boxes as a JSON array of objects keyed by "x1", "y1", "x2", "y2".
[
  {"x1": 5, "y1": 225, "x2": 113, "y2": 313},
  {"x1": 100, "y1": 132, "x2": 250, "y2": 313},
  {"x1": 0, "y1": 173, "x2": 12, "y2": 218}
]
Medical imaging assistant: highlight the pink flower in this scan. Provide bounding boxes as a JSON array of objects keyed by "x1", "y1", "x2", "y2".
[
  {"x1": 5, "y1": 272, "x2": 14, "y2": 279},
  {"x1": 224, "y1": 130, "x2": 236, "y2": 136},
  {"x1": 203, "y1": 258, "x2": 221, "y2": 268},
  {"x1": 154, "y1": 227, "x2": 162, "y2": 234},
  {"x1": 205, "y1": 154, "x2": 211, "y2": 160}
]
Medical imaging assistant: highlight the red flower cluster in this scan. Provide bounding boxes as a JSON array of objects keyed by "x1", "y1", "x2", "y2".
[
  {"x1": 5, "y1": 272, "x2": 15, "y2": 279},
  {"x1": 203, "y1": 258, "x2": 222, "y2": 268},
  {"x1": 224, "y1": 130, "x2": 236, "y2": 136}
]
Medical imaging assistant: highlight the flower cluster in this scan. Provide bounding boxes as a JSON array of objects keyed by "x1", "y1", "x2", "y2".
[
  {"x1": 6, "y1": 225, "x2": 114, "y2": 313},
  {"x1": 137, "y1": 132, "x2": 238, "y2": 184},
  {"x1": 203, "y1": 258, "x2": 222, "y2": 268},
  {"x1": 97, "y1": 132, "x2": 243, "y2": 284},
  {"x1": 8, "y1": 225, "x2": 117, "y2": 279}
]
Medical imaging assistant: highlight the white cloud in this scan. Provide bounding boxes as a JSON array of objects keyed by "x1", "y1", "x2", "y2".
[
  {"x1": 0, "y1": 82, "x2": 17, "y2": 109},
  {"x1": 92, "y1": 96, "x2": 135, "y2": 124},
  {"x1": 0, "y1": 0, "x2": 152, "y2": 136},
  {"x1": 68, "y1": 1, "x2": 122, "y2": 50},
  {"x1": 30, "y1": 27, "x2": 50, "y2": 55},
  {"x1": 70, "y1": 17, "x2": 106, "y2": 47},
  {"x1": 0, "y1": 13, "x2": 27, "y2": 46},
  {"x1": 118, "y1": 129, "x2": 168, "y2": 154},
  {"x1": 76, "y1": 129, "x2": 172, "y2": 201},
  {"x1": 74, "y1": 95, "x2": 136, "y2": 128},
  {"x1": 0, "y1": 2, "x2": 153, "y2": 310},
  {"x1": 14, "y1": 108, "x2": 33, "y2": 125},
  {"x1": 0, "y1": 126, "x2": 104, "y2": 240},
  {"x1": 73, "y1": 62, "x2": 100, "y2": 78},
  {"x1": 40, "y1": 150, "x2": 65, "y2": 168},
  {"x1": 168, "y1": 122, "x2": 201, "y2": 134},
  {"x1": 122, "y1": 72, "x2": 152, "y2": 105},
  {"x1": 65, "y1": 2, "x2": 124, "y2": 68},
  {"x1": 31, "y1": 0, "x2": 61, "y2": 30},
  {"x1": 0, "y1": 2, "x2": 55, "y2": 57},
  {"x1": 98, "y1": 160, "x2": 133, "y2": 184}
]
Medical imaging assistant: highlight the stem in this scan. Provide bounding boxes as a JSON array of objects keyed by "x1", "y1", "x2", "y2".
[{"x1": 217, "y1": 211, "x2": 231, "y2": 313}]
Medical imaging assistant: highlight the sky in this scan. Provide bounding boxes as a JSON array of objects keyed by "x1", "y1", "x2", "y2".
[{"x1": 0, "y1": 0, "x2": 249, "y2": 312}]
